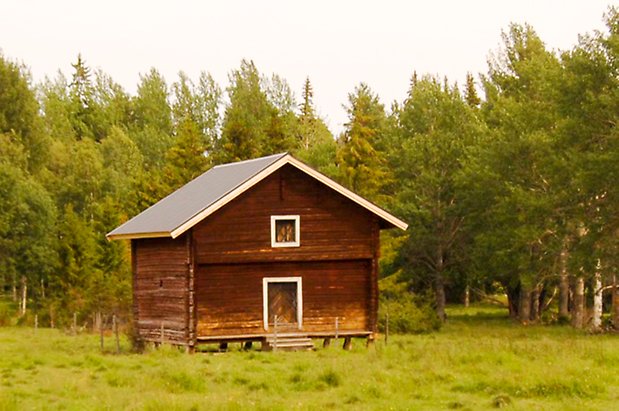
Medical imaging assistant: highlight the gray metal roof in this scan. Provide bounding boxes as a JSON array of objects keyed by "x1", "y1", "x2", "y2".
[{"x1": 107, "y1": 153, "x2": 288, "y2": 239}]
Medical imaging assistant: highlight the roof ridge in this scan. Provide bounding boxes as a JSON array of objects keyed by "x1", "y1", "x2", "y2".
[{"x1": 213, "y1": 152, "x2": 288, "y2": 169}]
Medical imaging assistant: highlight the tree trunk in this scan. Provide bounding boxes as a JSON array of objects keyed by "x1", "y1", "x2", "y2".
[
  {"x1": 519, "y1": 286, "x2": 531, "y2": 324},
  {"x1": 558, "y1": 246, "x2": 570, "y2": 320},
  {"x1": 592, "y1": 264, "x2": 603, "y2": 331},
  {"x1": 612, "y1": 275, "x2": 619, "y2": 329},
  {"x1": 434, "y1": 245, "x2": 446, "y2": 322},
  {"x1": 12, "y1": 274, "x2": 17, "y2": 302},
  {"x1": 435, "y1": 272, "x2": 446, "y2": 322},
  {"x1": 572, "y1": 277, "x2": 585, "y2": 329},
  {"x1": 464, "y1": 285, "x2": 470, "y2": 308},
  {"x1": 530, "y1": 284, "x2": 540, "y2": 323},
  {"x1": 506, "y1": 284, "x2": 520, "y2": 319},
  {"x1": 20, "y1": 276, "x2": 27, "y2": 316}
]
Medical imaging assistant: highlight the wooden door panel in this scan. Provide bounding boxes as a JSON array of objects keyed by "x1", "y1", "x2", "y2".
[{"x1": 268, "y1": 282, "x2": 297, "y2": 327}]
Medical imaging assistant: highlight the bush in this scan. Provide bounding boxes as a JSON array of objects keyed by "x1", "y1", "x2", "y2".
[
  {"x1": 0, "y1": 298, "x2": 17, "y2": 326},
  {"x1": 378, "y1": 274, "x2": 442, "y2": 334},
  {"x1": 125, "y1": 318, "x2": 145, "y2": 353}
]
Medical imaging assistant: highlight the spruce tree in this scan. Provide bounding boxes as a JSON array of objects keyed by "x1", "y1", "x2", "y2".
[
  {"x1": 464, "y1": 72, "x2": 481, "y2": 107},
  {"x1": 337, "y1": 83, "x2": 389, "y2": 201}
]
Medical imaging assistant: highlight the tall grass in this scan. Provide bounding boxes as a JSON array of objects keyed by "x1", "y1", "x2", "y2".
[{"x1": 0, "y1": 305, "x2": 617, "y2": 410}]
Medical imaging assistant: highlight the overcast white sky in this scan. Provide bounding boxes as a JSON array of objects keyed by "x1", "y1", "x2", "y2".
[{"x1": 1, "y1": 0, "x2": 616, "y2": 133}]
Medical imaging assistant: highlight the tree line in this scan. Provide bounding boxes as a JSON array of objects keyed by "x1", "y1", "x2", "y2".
[{"x1": 0, "y1": 8, "x2": 617, "y2": 331}]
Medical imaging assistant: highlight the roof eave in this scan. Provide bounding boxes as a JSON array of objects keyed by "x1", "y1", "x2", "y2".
[{"x1": 106, "y1": 231, "x2": 172, "y2": 241}]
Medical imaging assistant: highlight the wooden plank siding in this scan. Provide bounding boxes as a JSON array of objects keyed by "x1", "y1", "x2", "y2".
[
  {"x1": 193, "y1": 165, "x2": 376, "y2": 265},
  {"x1": 196, "y1": 260, "x2": 371, "y2": 336},
  {"x1": 192, "y1": 164, "x2": 380, "y2": 338},
  {"x1": 134, "y1": 235, "x2": 190, "y2": 344}
]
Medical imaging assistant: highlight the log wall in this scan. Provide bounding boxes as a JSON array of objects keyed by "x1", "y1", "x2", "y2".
[
  {"x1": 196, "y1": 260, "x2": 371, "y2": 336},
  {"x1": 134, "y1": 235, "x2": 190, "y2": 344},
  {"x1": 193, "y1": 165, "x2": 376, "y2": 264}
]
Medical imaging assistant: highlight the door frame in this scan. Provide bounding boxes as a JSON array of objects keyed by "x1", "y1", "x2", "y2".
[{"x1": 262, "y1": 276, "x2": 303, "y2": 331}]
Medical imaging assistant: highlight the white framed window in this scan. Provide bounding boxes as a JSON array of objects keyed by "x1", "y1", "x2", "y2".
[
  {"x1": 262, "y1": 276, "x2": 303, "y2": 330},
  {"x1": 271, "y1": 215, "x2": 300, "y2": 247}
]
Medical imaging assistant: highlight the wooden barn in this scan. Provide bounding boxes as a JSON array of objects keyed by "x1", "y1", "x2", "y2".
[{"x1": 107, "y1": 153, "x2": 407, "y2": 350}]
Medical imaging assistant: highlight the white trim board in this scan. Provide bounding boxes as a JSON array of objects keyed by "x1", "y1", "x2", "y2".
[
  {"x1": 262, "y1": 277, "x2": 303, "y2": 331},
  {"x1": 270, "y1": 215, "x2": 300, "y2": 247}
]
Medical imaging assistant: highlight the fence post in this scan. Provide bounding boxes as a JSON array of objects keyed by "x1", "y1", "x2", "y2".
[
  {"x1": 113, "y1": 314, "x2": 120, "y2": 354},
  {"x1": 34, "y1": 314, "x2": 38, "y2": 332},
  {"x1": 273, "y1": 315, "x2": 278, "y2": 352},
  {"x1": 72, "y1": 312, "x2": 77, "y2": 335},
  {"x1": 160, "y1": 321, "x2": 164, "y2": 346},
  {"x1": 385, "y1": 310, "x2": 389, "y2": 346},
  {"x1": 99, "y1": 313, "x2": 104, "y2": 352}
]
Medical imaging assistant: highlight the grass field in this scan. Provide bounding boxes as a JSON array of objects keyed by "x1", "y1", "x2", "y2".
[{"x1": 0, "y1": 305, "x2": 617, "y2": 410}]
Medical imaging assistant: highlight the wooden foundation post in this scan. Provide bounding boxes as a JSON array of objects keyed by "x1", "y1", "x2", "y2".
[
  {"x1": 243, "y1": 341, "x2": 253, "y2": 350},
  {"x1": 366, "y1": 335, "x2": 374, "y2": 348},
  {"x1": 343, "y1": 337, "x2": 352, "y2": 351},
  {"x1": 323, "y1": 338, "x2": 331, "y2": 348},
  {"x1": 335, "y1": 317, "x2": 339, "y2": 339},
  {"x1": 219, "y1": 342, "x2": 228, "y2": 352}
]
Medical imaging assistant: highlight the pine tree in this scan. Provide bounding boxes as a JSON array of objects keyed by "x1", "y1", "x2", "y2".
[
  {"x1": 464, "y1": 72, "x2": 481, "y2": 107},
  {"x1": 294, "y1": 77, "x2": 336, "y2": 174},
  {"x1": 300, "y1": 76, "x2": 314, "y2": 120},
  {"x1": 68, "y1": 54, "x2": 98, "y2": 140}
]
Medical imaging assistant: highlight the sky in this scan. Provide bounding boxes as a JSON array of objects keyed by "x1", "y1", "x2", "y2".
[{"x1": 1, "y1": 0, "x2": 616, "y2": 134}]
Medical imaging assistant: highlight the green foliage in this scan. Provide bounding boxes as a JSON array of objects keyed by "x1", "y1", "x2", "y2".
[
  {"x1": 0, "y1": 163, "x2": 57, "y2": 298},
  {"x1": 163, "y1": 120, "x2": 210, "y2": 191},
  {"x1": 131, "y1": 68, "x2": 174, "y2": 169},
  {"x1": 337, "y1": 83, "x2": 390, "y2": 201},
  {"x1": 294, "y1": 76, "x2": 337, "y2": 175},
  {"x1": 464, "y1": 72, "x2": 481, "y2": 107},
  {"x1": 388, "y1": 76, "x2": 486, "y2": 320},
  {"x1": 0, "y1": 53, "x2": 49, "y2": 172},
  {"x1": 216, "y1": 60, "x2": 298, "y2": 163},
  {"x1": 378, "y1": 274, "x2": 442, "y2": 333}
]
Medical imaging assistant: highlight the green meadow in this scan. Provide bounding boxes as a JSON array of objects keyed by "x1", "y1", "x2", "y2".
[{"x1": 0, "y1": 306, "x2": 617, "y2": 410}]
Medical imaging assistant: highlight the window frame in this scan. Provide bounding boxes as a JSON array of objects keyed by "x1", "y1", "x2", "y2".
[{"x1": 270, "y1": 215, "x2": 300, "y2": 248}]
